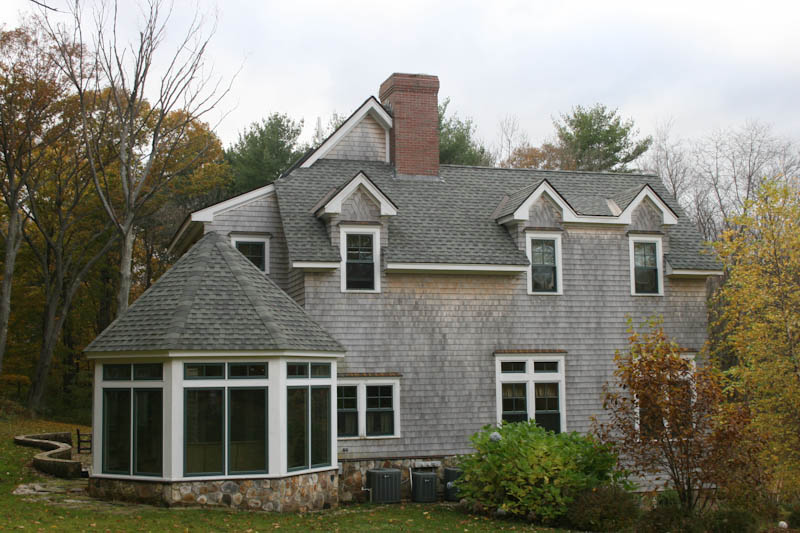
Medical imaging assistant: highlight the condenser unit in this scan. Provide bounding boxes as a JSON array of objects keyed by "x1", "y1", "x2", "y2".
[
  {"x1": 411, "y1": 471, "x2": 438, "y2": 502},
  {"x1": 366, "y1": 468, "x2": 401, "y2": 504}
]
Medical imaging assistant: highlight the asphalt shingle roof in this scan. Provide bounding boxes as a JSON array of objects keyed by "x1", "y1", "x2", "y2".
[
  {"x1": 85, "y1": 232, "x2": 345, "y2": 353},
  {"x1": 275, "y1": 159, "x2": 720, "y2": 271}
]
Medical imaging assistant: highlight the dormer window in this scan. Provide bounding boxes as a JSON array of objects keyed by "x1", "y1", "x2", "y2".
[
  {"x1": 231, "y1": 234, "x2": 270, "y2": 273},
  {"x1": 340, "y1": 226, "x2": 380, "y2": 293},
  {"x1": 629, "y1": 235, "x2": 663, "y2": 296},
  {"x1": 525, "y1": 231, "x2": 563, "y2": 295}
]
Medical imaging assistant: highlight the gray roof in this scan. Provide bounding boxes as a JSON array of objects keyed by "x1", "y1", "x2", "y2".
[
  {"x1": 275, "y1": 159, "x2": 720, "y2": 271},
  {"x1": 85, "y1": 232, "x2": 345, "y2": 353}
]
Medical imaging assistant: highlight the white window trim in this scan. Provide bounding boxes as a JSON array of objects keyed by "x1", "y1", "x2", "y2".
[
  {"x1": 340, "y1": 225, "x2": 381, "y2": 293},
  {"x1": 336, "y1": 378, "x2": 401, "y2": 440},
  {"x1": 230, "y1": 233, "x2": 270, "y2": 274},
  {"x1": 495, "y1": 354, "x2": 566, "y2": 432},
  {"x1": 525, "y1": 231, "x2": 563, "y2": 296},
  {"x1": 629, "y1": 235, "x2": 664, "y2": 296}
]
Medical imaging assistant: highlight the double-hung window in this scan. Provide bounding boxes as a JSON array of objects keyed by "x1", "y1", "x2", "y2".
[
  {"x1": 496, "y1": 355, "x2": 566, "y2": 433},
  {"x1": 526, "y1": 231, "x2": 563, "y2": 295},
  {"x1": 336, "y1": 379, "x2": 399, "y2": 438},
  {"x1": 340, "y1": 226, "x2": 380, "y2": 292},
  {"x1": 231, "y1": 234, "x2": 270, "y2": 273},
  {"x1": 629, "y1": 235, "x2": 663, "y2": 296}
]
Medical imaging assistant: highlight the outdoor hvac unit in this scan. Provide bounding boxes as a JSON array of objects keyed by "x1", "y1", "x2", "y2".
[
  {"x1": 444, "y1": 467, "x2": 462, "y2": 502},
  {"x1": 367, "y1": 468, "x2": 401, "y2": 504},
  {"x1": 411, "y1": 471, "x2": 438, "y2": 502}
]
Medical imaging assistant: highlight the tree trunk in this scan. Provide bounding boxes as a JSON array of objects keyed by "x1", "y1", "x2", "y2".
[
  {"x1": 28, "y1": 290, "x2": 60, "y2": 410},
  {"x1": 116, "y1": 226, "x2": 135, "y2": 316},
  {"x1": 0, "y1": 208, "x2": 23, "y2": 376}
]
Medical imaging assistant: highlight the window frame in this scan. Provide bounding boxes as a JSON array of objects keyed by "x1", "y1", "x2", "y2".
[
  {"x1": 495, "y1": 354, "x2": 566, "y2": 433},
  {"x1": 336, "y1": 378, "x2": 400, "y2": 440},
  {"x1": 629, "y1": 235, "x2": 664, "y2": 296},
  {"x1": 340, "y1": 225, "x2": 381, "y2": 293},
  {"x1": 230, "y1": 233, "x2": 270, "y2": 274},
  {"x1": 336, "y1": 385, "x2": 359, "y2": 438},
  {"x1": 525, "y1": 231, "x2": 563, "y2": 296}
]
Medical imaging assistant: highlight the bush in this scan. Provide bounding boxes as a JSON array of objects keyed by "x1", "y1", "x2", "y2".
[
  {"x1": 787, "y1": 505, "x2": 800, "y2": 529},
  {"x1": 456, "y1": 422, "x2": 622, "y2": 523},
  {"x1": 637, "y1": 506, "x2": 704, "y2": 533},
  {"x1": 703, "y1": 509, "x2": 758, "y2": 533},
  {"x1": 566, "y1": 484, "x2": 639, "y2": 531}
]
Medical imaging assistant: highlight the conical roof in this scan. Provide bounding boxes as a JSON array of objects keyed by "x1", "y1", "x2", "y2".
[{"x1": 85, "y1": 232, "x2": 345, "y2": 354}]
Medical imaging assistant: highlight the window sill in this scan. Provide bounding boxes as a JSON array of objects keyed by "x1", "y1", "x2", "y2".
[
  {"x1": 631, "y1": 292, "x2": 664, "y2": 297},
  {"x1": 527, "y1": 291, "x2": 563, "y2": 296},
  {"x1": 338, "y1": 434, "x2": 401, "y2": 441},
  {"x1": 342, "y1": 289, "x2": 381, "y2": 294}
]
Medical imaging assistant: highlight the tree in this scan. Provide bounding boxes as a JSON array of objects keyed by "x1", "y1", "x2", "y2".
[
  {"x1": 312, "y1": 112, "x2": 346, "y2": 147},
  {"x1": 500, "y1": 141, "x2": 573, "y2": 170},
  {"x1": 438, "y1": 98, "x2": 493, "y2": 166},
  {"x1": 0, "y1": 22, "x2": 71, "y2": 376},
  {"x1": 594, "y1": 321, "x2": 744, "y2": 513},
  {"x1": 712, "y1": 179, "x2": 800, "y2": 496},
  {"x1": 554, "y1": 104, "x2": 651, "y2": 173},
  {"x1": 642, "y1": 120, "x2": 691, "y2": 202},
  {"x1": 226, "y1": 113, "x2": 304, "y2": 195},
  {"x1": 45, "y1": 0, "x2": 230, "y2": 317}
]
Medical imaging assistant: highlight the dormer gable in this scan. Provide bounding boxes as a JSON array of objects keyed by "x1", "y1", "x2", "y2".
[
  {"x1": 617, "y1": 184, "x2": 678, "y2": 226},
  {"x1": 314, "y1": 171, "x2": 397, "y2": 219},
  {"x1": 494, "y1": 180, "x2": 573, "y2": 225},
  {"x1": 301, "y1": 97, "x2": 392, "y2": 168}
]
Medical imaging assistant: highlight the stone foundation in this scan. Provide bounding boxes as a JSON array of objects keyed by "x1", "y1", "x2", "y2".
[
  {"x1": 89, "y1": 469, "x2": 338, "y2": 512},
  {"x1": 339, "y1": 456, "x2": 459, "y2": 503}
]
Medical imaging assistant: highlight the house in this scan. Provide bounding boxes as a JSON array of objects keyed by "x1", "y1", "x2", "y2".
[{"x1": 84, "y1": 73, "x2": 721, "y2": 511}]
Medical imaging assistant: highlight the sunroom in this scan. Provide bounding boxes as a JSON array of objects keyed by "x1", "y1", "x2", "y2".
[{"x1": 84, "y1": 233, "x2": 346, "y2": 511}]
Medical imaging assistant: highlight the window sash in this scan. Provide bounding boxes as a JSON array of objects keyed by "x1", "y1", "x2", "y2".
[
  {"x1": 235, "y1": 241, "x2": 266, "y2": 271},
  {"x1": 102, "y1": 389, "x2": 131, "y2": 474},
  {"x1": 228, "y1": 363, "x2": 268, "y2": 379},
  {"x1": 103, "y1": 364, "x2": 132, "y2": 381},
  {"x1": 184, "y1": 363, "x2": 225, "y2": 380},
  {"x1": 501, "y1": 383, "x2": 527, "y2": 423},
  {"x1": 633, "y1": 241, "x2": 660, "y2": 294},
  {"x1": 133, "y1": 389, "x2": 163, "y2": 476},
  {"x1": 184, "y1": 388, "x2": 225, "y2": 476},
  {"x1": 228, "y1": 388, "x2": 268, "y2": 474},
  {"x1": 345, "y1": 233, "x2": 375, "y2": 290},
  {"x1": 287, "y1": 385, "x2": 331, "y2": 471},
  {"x1": 337, "y1": 386, "x2": 358, "y2": 437},
  {"x1": 366, "y1": 385, "x2": 394, "y2": 436}
]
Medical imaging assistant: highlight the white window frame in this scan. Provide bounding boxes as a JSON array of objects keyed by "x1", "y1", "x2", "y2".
[
  {"x1": 525, "y1": 231, "x2": 563, "y2": 296},
  {"x1": 336, "y1": 378, "x2": 400, "y2": 440},
  {"x1": 495, "y1": 354, "x2": 566, "y2": 432},
  {"x1": 629, "y1": 235, "x2": 663, "y2": 296},
  {"x1": 230, "y1": 233, "x2": 270, "y2": 274},
  {"x1": 340, "y1": 225, "x2": 381, "y2": 293}
]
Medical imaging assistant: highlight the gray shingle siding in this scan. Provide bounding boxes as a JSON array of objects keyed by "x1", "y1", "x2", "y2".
[{"x1": 324, "y1": 114, "x2": 386, "y2": 162}]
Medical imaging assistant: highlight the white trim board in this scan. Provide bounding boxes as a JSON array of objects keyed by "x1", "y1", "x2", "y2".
[
  {"x1": 340, "y1": 225, "x2": 381, "y2": 293},
  {"x1": 525, "y1": 231, "x2": 563, "y2": 295},
  {"x1": 87, "y1": 350, "x2": 346, "y2": 360},
  {"x1": 192, "y1": 184, "x2": 276, "y2": 222},
  {"x1": 318, "y1": 172, "x2": 397, "y2": 217},
  {"x1": 629, "y1": 235, "x2": 664, "y2": 296},
  {"x1": 385, "y1": 262, "x2": 528, "y2": 273},
  {"x1": 666, "y1": 268, "x2": 724, "y2": 278}
]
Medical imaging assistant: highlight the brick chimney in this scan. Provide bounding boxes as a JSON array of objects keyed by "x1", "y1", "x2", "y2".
[{"x1": 379, "y1": 73, "x2": 440, "y2": 177}]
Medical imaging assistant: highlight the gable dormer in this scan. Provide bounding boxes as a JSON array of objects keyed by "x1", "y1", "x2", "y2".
[{"x1": 615, "y1": 184, "x2": 678, "y2": 227}]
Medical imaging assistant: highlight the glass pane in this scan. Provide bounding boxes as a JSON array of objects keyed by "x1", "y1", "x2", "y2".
[
  {"x1": 346, "y1": 262, "x2": 375, "y2": 290},
  {"x1": 535, "y1": 413, "x2": 561, "y2": 433},
  {"x1": 311, "y1": 387, "x2": 331, "y2": 467},
  {"x1": 103, "y1": 389, "x2": 130, "y2": 473},
  {"x1": 634, "y1": 242, "x2": 657, "y2": 267},
  {"x1": 501, "y1": 383, "x2": 527, "y2": 422},
  {"x1": 635, "y1": 267, "x2": 659, "y2": 294},
  {"x1": 103, "y1": 364, "x2": 131, "y2": 381},
  {"x1": 310, "y1": 363, "x2": 331, "y2": 378},
  {"x1": 532, "y1": 265, "x2": 557, "y2": 292},
  {"x1": 134, "y1": 389, "x2": 162, "y2": 476},
  {"x1": 338, "y1": 411, "x2": 358, "y2": 437},
  {"x1": 287, "y1": 363, "x2": 309, "y2": 378},
  {"x1": 346, "y1": 234, "x2": 373, "y2": 261},
  {"x1": 133, "y1": 364, "x2": 162, "y2": 381},
  {"x1": 229, "y1": 389, "x2": 267, "y2": 473},
  {"x1": 287, "y1": 387, "x2": 308, "y2": 470},
  {"x1": 366, "y1": 410, "x2": 394, "y2": 436},
  {"x1": 534, "y1": 361, "x2": 558, "y2": 373},
  {"x1": 229, "y1": 363, "x2": 267, "y2": 378},
  {"x1": 235, "y1": 241, "x2": 266, "y2": 271},
  {"x1": 501, "y1": 361, "x2": 525, "y2": 373},
  {"x1": 337, "y1": 386, "x2": 357, "y2": 410},
  {"x1": 184, "y1": 363, "x2": 224, "y2": 379},
  {"x1": 184, "y1": 389, "x2": 224, "y2": 474},
  {"x1": 367, "y1": 385, "x2": 392, "y2": 409},
  {"x1": 531, "y1": 239, "x2": 555, "y2": 266},
  {"x1": 502, "y1": 412, "x2": 528, "y2": 423}
]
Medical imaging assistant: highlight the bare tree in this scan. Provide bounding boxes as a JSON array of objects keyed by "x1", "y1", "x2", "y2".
[
  {"x1": 494, "y1": 114, "x2": 527, "y2": 165},
  {"x1": 44, "y1": 0, "x2": 231, "y2": 316},
  {"x1": 643, "y1": 120, "x2": 691, "y2": 203}
]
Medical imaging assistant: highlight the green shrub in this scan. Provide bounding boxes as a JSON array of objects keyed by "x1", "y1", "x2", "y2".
[
  {"x1": 637, "y1": 506, "x2": 704, "y2": 533},
  {"x1": 787, "y1": 505, "x2": 800, "y2": 529},
  {"x1": 703, "y1": 509, "x2": 758, "y2": 533},
  {"x1": 566, "y1": 484, "x2": 640, "y2": 531},
  {"x1": 456, "y1": 422, "x2": 622, "y2": 523}
]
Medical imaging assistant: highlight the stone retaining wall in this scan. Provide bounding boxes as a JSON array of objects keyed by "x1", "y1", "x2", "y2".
[
  {"x1": 89, "y1": 469, "x2": 338, "y2": 512},
  {"x1": 339, "y1": 456, "x2": 459, "y2": 503},
  {"x1": 13, "y1": 432, "x2": 83, "y2": 479}
]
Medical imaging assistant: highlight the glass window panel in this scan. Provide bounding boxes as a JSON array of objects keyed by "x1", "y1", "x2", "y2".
[
  {"x1": 287, "y1": 363, "x2": 309, "y2": 379},
  {"x1": 534, "y1": 382, "x2": 560, "y2": 433},
  {"x1": 184, "y1": 389, "x2": 224, "y2": 475},
  {"x1": 501, "y1": 383, "x2": 527, "y2": 423},
  {"x1": 534, "y1": 361, "x2": 558, "y2": 373},
  {"x1": 228, "y1": 363, "x2": 267, "y2": 379},
  {"x1": 229, "y1": 388, "x2": 267, "y2": 473},
  {"x1": 287, "y1": 387, "x2": 308, "y2": 470},
  {"x1": 134, "y1": 389, "x2": 162, "y2": 476},
  {"x1": 184, "y1": 363, "x2": 224, "y2": 379},
  {"x1": 635, "y1": 266, "x2": 659, "y2": 294},
  {"x1": 531, "y1": 265, "x2": 557, "y2": 292},
  {"x1": 501, "y1": 361, "x2": 525, "y2": 373},
  {"x1": 103, "y1": 389, "x2": 131, "y2": 474},
  {"x1": 531, "y1": 239, "x2": 556, "y2": 266},
  {"x1": 346, "y1": 234, "x2": 373, "y2": 261},
  {"x1": 535, "y1": 413, "x2": 561, "y2": 433},
  {"x1": 103, "y1": 364, "x2": 131, "y2": 381},
  {"x1": 235, "y1": 241, "x2": 266, "y2": 271},
  {"x1": 346, "y1": 262, "x2": 375, "y2": 290},
  {"x1": 346, "y1": 234, "x2": 375, "y2": 290},
  {"x1": 337, "y1": 386, "x2": 357, "y2": 410},
  {"x1": 133, "y1": 364, "x2": 162, "y2": 381},
  {"x1": 366, "y1": 411, "x2": 394, "y2": 436},
  {"x1": 310, "y1": 387, "x2": 331, "y2": 467},
  {"x1": 310, "y1": 363, "x2": 331, "y2": 378},
  {"x1": 338, "y1": 385, "x2": 359, "y2": 437},
  {"x1": 366, "y1": 385, "x2": 394, "y2": 436}
]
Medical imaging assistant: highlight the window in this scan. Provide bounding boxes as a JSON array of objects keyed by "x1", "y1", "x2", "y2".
[
  {"x1": 184, "y1": 363, "x2": 224, "y2": 379},
  {"x1": 231, "y1": 234, "x2": 270, "y2": 273},
  {"x1": 134, "y1": 364, "x2": 163, "y2": 381},
  {"x1": 336, "y1": 380, "x2": 400, "y2": 439},
  {"x1": 228, "y1": 363, "x2": 267, "y2": 378},
  {"x1": 184, "y1": 389, "x2": 224, "y2": 475},
  {"x1": 495, "y1": 355, "x2": 565, "y2": 433},
  {"x1": 526, "y1": 232, "x2": 563, "y2": 295},
  {"x1": 103, "y1": 363, "x2": 163, "y2": 381},
  {"x1": 102, "y1": 389, "x2": 131, "y2": 474},
  {"x1": 340, "y1": 226, "x2": 380, "y2": 292},
  {"x1": 104, "y1": 364, "x2": 131, "y2": 381},
  {"x1": 134, "y1": 389, "x2": 163, "y2": 475},
  {"x1": 287, "y1": 386, "x2": 331, "y2": 470},
  {"x1": 228, "y1": 388, "x2": 268, "y2": 473},
  {"x1": 629, "y1": 236, "x2": 663, "y2": 296},
  {"x1": 287, "y1": 362, "x2": 330, "y2": 379}
]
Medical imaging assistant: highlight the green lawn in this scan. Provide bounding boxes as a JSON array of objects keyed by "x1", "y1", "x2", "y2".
[{"x1": 0, "y1": 414, "x2": 563, "y2": 532}]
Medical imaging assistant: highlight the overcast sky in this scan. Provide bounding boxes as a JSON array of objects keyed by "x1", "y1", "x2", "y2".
[{"x1": 3, "y1": 0, "x2": 799, "y2": 152}]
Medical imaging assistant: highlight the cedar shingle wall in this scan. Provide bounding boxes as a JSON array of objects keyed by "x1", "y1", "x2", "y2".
[{"x1": 324, "y1": 115, "x2": 386, "y2": 162}]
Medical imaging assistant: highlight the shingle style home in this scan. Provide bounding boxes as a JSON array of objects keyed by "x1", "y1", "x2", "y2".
[{"x1": 85, "y1": 73, "x2": 721, "y2": 511}]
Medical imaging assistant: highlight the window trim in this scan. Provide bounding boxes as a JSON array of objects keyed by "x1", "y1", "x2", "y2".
[
  {"x1": 525, "y1": 231, "x2": 563, "y2": 296},
  {"x1": 230, "y1": 233, "x2": 270, "y2": 274},
  {"x1": 336, "y1": 378, "x2": 400, "y2": 440},
  {"x1": 340, "y1": 225, "x2": 381, "y2": 293},
  {"x1": 629, "y1": 235, "x2": 664, "y2": 296},
  {"x1": 495, "y1": 354, "x2": 566, "y2": 433}
]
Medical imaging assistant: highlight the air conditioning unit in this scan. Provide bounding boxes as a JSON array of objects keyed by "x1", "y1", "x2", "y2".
[
  {"x1": 367, "y1": 468, "x2": 401, "y2": 504},
  {"x1": 444, "y1": 467, "x2": 462, "y2": 501},
  {"x1": 411, "y1": 471, "x2": 438, "y2": 502}
]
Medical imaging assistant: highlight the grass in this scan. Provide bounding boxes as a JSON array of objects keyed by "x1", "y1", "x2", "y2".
[{"x1": 0, "y1": 411, "x2": 565, "y2": 532}]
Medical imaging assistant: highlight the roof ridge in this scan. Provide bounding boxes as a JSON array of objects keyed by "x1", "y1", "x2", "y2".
[{"x1": 440, "y1": 163, "x2": 659, "y2": 178}]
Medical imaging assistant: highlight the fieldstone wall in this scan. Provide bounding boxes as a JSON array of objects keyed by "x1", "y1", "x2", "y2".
[
  {"x1": 13, "y1": 432, "x2": 83, "y2": 479},
  {"x1": 339, "y1": 456, "x2": 459, "y2": 503},
  {"x1": 89, "y1": 469, "x2": 338, "y2": 512}
]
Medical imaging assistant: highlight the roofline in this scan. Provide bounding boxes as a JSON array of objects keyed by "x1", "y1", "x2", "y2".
[
  {"x1": 86, "y1": 349, "x2": 346, "y2": 359},
  {"x1": 441, "y1": 163, "x2": 660, "y2": 179},
  {"x1": 386, "y1": 262, "x2": 528, "y2": 273}
]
